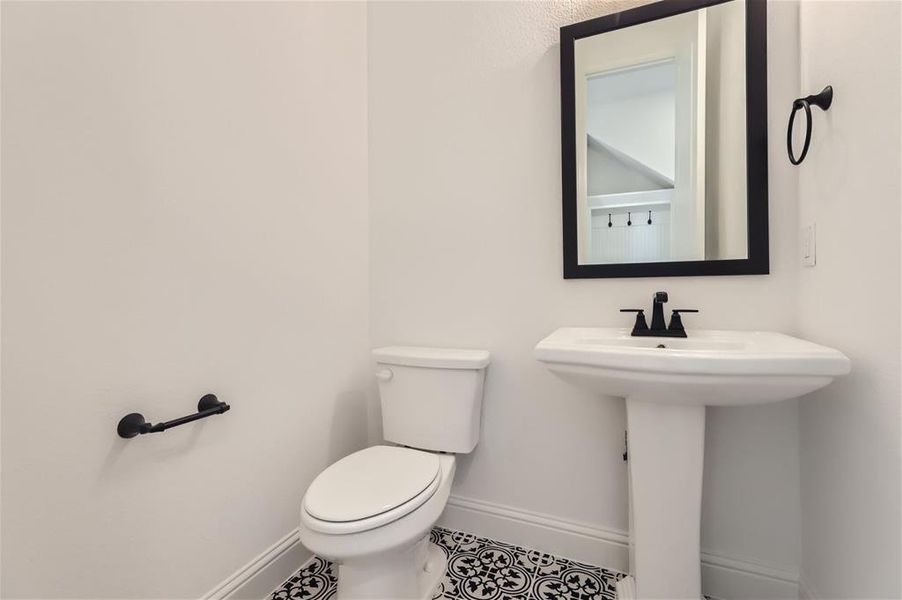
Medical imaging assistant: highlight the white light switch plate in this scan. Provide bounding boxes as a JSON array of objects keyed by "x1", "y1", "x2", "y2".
[{"x1": 802, "y1": 223, "x2": 816, "y2": 267}]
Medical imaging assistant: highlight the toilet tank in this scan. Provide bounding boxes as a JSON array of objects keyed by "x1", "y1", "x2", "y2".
[{"x1": 372, "y1": 346, "x2": 490, "y2": 453}]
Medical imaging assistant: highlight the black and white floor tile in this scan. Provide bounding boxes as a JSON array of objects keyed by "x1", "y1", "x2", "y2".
[{"x1": 270, "y1": 526, "x2": 625, "y2": 600}]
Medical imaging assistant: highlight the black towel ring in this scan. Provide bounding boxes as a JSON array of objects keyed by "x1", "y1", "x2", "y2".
[{"x1": 787, "y1": 85, "x2": 833, "y2": 165}]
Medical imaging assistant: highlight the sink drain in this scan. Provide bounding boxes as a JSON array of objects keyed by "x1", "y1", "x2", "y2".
[{"x1": 657, "y1": 344, "x2": 667, "y2": 349}]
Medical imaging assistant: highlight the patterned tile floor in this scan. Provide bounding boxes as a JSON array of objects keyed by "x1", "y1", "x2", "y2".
[{"x1": 271, "y1": 526, "x2": 625, "y2": 600}]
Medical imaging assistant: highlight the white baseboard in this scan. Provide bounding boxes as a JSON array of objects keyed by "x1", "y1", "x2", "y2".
[
  {"x1": 439, "y1": 494, "x2": 800, "y2": 600},
  {"x1": 701, "y1": 551, "x2": 799, "y2": 600},
  {"x1": 439, "y1": 493, "x2": 631, "y2": 572},
  {"x1": 202, "y1": 529, "x2": 310, "y2": 600},
  {"x1": 203, "y1": 495, "x2": 800, "y2": 600}
]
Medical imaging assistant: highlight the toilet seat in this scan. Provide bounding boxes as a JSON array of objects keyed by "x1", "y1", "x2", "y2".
[{"x1": 302, "y1": 446, "x2": 441, "y2": 535}]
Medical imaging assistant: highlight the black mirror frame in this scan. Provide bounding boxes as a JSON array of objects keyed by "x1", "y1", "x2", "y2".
[{"x1": 560, "y1": 0, "x2": 768, "y2": 279}]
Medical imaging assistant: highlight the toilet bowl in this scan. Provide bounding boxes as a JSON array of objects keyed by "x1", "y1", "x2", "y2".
[
  {"x1": 298, "y1": 346, "x2": 490, "y2": 600},
  {"x1": 298, "y1": 446, "x2": 456, "y2": 600}
]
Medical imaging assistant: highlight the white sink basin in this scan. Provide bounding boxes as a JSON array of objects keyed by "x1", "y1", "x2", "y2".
[
  {"x1": 534, "y1": 327, "x2": 850, "y2": 600},
  {"x1": 534, "y1": 327, "x2": 850, "y2": 406}
]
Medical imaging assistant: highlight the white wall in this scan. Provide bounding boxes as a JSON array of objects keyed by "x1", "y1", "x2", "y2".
[
  {"x1": 587, "y1": 88, "x2": 676, "y2": 183},
  {"x1": 586, "y1": 138, "x2": 672, "y2": 196},
  {"x1": 796, "y1": 1, "x2": 902, "y2": 597},
  {"x1": 369, "y1": 0, "x2": 803, "y2": 585},
  {"x1": 1, "y1": 2, "x2": 369, "y2": 598}
]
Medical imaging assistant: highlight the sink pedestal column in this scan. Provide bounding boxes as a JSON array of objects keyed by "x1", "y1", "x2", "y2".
[{"x1": 622, "y1": 397, "x2": 705, "y2": 600}]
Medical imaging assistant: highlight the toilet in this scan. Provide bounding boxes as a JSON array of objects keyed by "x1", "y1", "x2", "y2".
[{"x1": 298, "y1": 346, "x2": 490, "y2": 600}]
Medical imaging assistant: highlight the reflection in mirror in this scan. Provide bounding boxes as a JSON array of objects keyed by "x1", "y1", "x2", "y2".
[
  {"x1": 563, "y1": 0, "x2": 766, "y2": 277},
  {"x1": 585, "y1": 60, "x2": 678, "y2": 263}
]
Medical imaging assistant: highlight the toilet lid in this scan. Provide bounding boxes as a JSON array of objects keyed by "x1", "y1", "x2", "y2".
[{"x1": 304, "y1": 446, "x2": 441, "y2": 523}]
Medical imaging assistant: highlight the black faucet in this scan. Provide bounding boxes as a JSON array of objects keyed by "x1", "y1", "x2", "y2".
[
  {"x1": 620, "y1": 291, "x2": 698, "y2": 338},
  {"x1": 650, "y1": 291, "x2": 668, "y2": 332}
]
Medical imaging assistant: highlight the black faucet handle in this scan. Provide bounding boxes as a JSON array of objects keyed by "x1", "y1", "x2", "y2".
[
  {"x1": 620, "y1": 309, "x2": 649, "y2": 333},
  {"x1": 654, "y1": 291, "x2": 669, "y2": 303},
  {"x1": 668, "y1": 309, "x2": 698, "y2": 336}
]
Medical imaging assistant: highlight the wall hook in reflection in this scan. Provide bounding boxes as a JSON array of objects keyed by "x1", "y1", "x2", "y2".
[
  {"x1": 608, "y1": 213, "x2": 612, "y2": 228},
  {"x1": 647, "y1": 211, "x2": 653, "y2": 225},
  {"x1": 788, "y1": 85, "x2": 833, "y2": 165},
  {"x1": 627, "y1": 212, "x2": 632, "y2": 226}
]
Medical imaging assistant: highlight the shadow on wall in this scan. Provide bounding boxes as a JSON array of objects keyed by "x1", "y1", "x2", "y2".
[
  {"x1": 328, "y1": 390, "x2": 370, "y2": 464},
  {"x1": 96, "y1": 414, "x2": 208, "y2": 485}
]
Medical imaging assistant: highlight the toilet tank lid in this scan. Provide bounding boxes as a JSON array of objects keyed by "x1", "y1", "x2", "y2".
[{"x1": 373, "y1": 346, "x2": 490, "y2": 369}]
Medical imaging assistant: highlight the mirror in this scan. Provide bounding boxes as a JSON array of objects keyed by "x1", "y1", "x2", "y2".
[{"x1": 561, "y1": 0, "x2": 768, "y2": 278}]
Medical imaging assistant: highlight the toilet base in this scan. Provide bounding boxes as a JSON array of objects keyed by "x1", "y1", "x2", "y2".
[{"x1": 336, "y1": 537, "x2": 446, "y2": 600}]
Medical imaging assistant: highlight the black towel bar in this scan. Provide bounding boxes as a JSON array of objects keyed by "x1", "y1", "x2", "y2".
[{"x1": 117, "y1": 394, "x2": 230, "y2": 438}]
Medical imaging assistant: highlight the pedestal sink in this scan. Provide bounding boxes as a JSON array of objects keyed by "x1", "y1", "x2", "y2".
[{"x1": 534, "y1": 328, "x2": 850, "y2": 600}]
